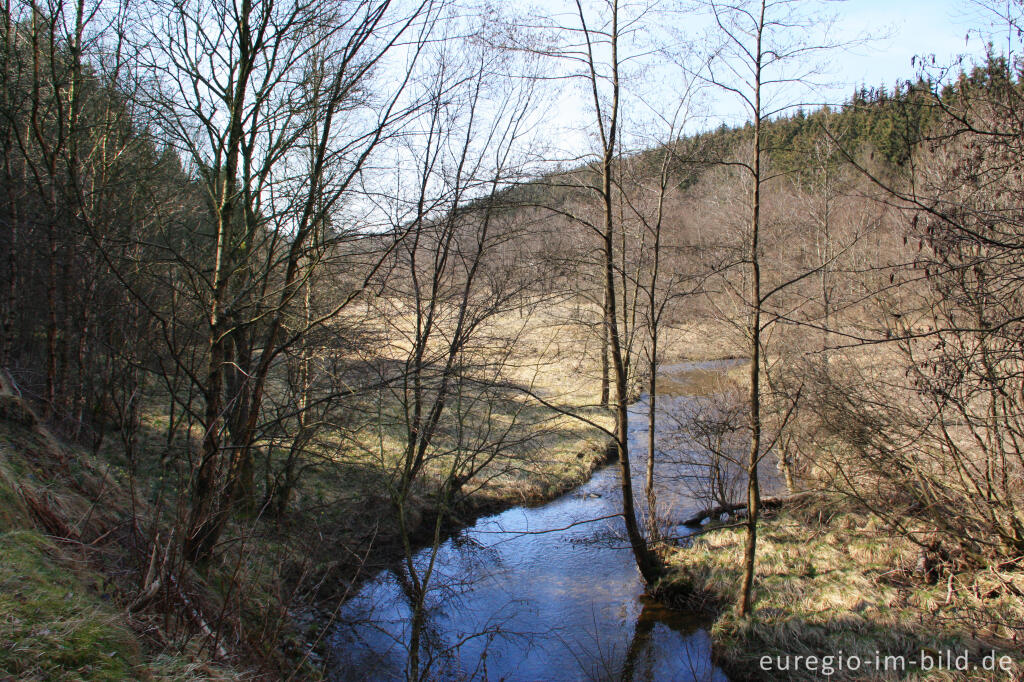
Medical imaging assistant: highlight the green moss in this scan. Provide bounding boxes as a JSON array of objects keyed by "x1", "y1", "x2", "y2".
[
  {"x1": 0, "y1": 530, "x2": 142, "y2": 680},
  {"x1": 0, "y1": 475, "x2": 28, "y2": 532}
]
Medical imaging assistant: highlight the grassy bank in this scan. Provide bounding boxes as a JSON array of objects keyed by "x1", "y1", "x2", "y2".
[
  {"x1": 0, "y1": 396, "x2": 245, "y2": 680},
  {"x1": 0, "y1": 367, "x2": 611, "y2": 679},
  {"x1": 665, "y1": 500, "x2": 1024, "y2": 681}
]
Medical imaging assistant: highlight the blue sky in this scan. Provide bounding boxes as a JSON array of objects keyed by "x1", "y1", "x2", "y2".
[
  {"x1": 836, "y1": 0, "x2": 998, "y2": 90},
  {"x1": 700, "y1": 0, "x2": 1001, "y2": 128},
  {"x1": 541, "y1": 0, "x2": 1008, "y2": 156}
]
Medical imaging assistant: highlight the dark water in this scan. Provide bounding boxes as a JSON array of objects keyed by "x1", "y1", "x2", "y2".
[{"x1": 330, "y1": 360, "x2": 741, "y2": 681}]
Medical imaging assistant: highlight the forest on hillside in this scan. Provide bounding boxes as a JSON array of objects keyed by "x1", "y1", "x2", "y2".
[{"x1": 1, "y1": 0, "x2": 1023, "y2": 679}]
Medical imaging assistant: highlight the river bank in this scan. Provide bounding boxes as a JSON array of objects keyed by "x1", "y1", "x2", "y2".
[
  {"x1": 293, "y1": 314, "x2": 745, "y2": 603},
  {"x1": 665, "y1": 497, "x2": 1024, "y2": 681}
]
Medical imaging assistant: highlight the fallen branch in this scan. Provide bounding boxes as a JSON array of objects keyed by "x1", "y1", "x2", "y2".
[
  {"x1": 680, "y1": 492, "x2": 815, "y2": 527},
  {"x1": 18, "y1": 484, "x2": 78, "y2": 540},
  {"x1": 167, "y1": 573, "x2": 230, "y2": 660}
]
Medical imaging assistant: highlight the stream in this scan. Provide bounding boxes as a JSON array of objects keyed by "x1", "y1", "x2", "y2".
[{"x1": 329, "y1": 359, "x2": 743, "y2": 681}]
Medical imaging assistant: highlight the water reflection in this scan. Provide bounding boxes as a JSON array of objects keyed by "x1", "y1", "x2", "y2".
[
  {"x1": 330, "y1": 361, "x2": 740, "y2": 681},
  {"x1": 619, "y1": 601, "x2": 720, "y2": 682}
]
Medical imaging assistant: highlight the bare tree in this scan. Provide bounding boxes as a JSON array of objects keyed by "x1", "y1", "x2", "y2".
[
  {"x1": 697, "y1": 0, "x2": 848, "y2": 615},
  {"x1": 556, "y1": 0, "x2": 663, "y2": 582},
  {"x1": 350, "y1": 31, "x2": 545, "y2": 679},
  {"x1": 808, "y1": 35, "x2": 1024, "y2": 566},
  {"x1": 127, "y1": 0, "x2": 439, "y2": 564},
  {"x1": 665, "y1": 381, "x2": 748, "y2": 512},
  {"x1": 616, "y1": 83, "x2": 708, "y2": 540}
]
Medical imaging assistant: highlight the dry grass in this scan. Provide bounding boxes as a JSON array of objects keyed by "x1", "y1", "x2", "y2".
[
  {"x1": 661, "y1": 317, "x2": 747, "y2": 362},
  {"x1": 330, "y1": 301, "x2": 619, "y2": 502},
  {"x1": 666, "y1": 505, "x2": 1024, "y2": 680},
  {"x1": 327, "y1": 303, "x2": 744, "y2": 508}
]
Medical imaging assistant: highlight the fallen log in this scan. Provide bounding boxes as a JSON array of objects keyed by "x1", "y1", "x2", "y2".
[{"x1": 680, "y1": 492, "x2": 815, "y2": 527}]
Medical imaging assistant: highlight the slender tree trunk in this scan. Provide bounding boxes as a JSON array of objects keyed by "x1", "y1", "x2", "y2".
[
  {"x1": 601, "y1": 289, "x2": 610, "y2": 407},
  {"x1": 185, "y1": 188, "x2": 239, "y2": 563},
  {"x1": 581, "y1": 0, "x2": 659, "y2": 583},
  {"x1": 186, "y1": 330, "x2": 226, "y2": 564},
  {"x1": 645, "y1": 334, "x2": 658, "y2": 539},
  {"x1": 738, "y1": 3, "x2": 765, "y2": 615},
  {"x1": 644, "y1": 146, "x2": 670, "y2": 541},
  {"x1": 45, "y1": 198, "x2": 58, "y2": 418},
  {"x1": 184, "y1": 3, "x2": 252, "y2": 561},
  {"x1": 1, "y1": 0, "x2": 14, "y2": 369},
  {"x1": 607, "y1": 243, "x2": 659, "y2": 581},
  {"x1": 2, "y1": 183, "x2": 15, "y2": 370},
  {"x1": 601, "y1": 125, "x2": 659, "y2": 585},
  {"x1": 274, "y1": 278, "x2": 312, "y2": 517},
  {"x1": 31, "y1": 9, "x2": 59, "y2": 417},
  {"x1": 73, "y1": 294, "x2": 91, "y2": 436}
]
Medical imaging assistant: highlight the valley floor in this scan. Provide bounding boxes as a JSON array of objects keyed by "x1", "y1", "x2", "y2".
[{"x1": 1, "y1": 310, "x2": 743, "y2": 678}]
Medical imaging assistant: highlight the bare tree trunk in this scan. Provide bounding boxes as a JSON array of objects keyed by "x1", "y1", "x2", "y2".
[
  {"x1": 1, "y1": 0, "x2": 14, "y2": 370},
  {"x1": 607, "y1": 277, "x2": 660, "y2": 580},
  {"x1": 186, "y1": 328, "x2": 228, "y2": 564},
  {"x1": 601, "y1": 289, "x2": 610, "y2": 407},
  {"x1": 738, "y1": 2, "x2": 765, "y2": 615},
  {"x1": 645, "y1": 333, "x2": 658, "y2": 538},
  {"x1": 2, "y1": 175, "x2": 15, "y2": 371},
  {"x1": 186, "y1": 137, "x2": 241, "y2": 561},
  {"x1": 2, "y1": 202, "x2": 14, "y2": 368},
  {"x1": 642, "y1": 134, "x2": 675, "y2": 542},
  {"x1": 29, "y1": 8, "x2": 60, "y2": 418},
  {"x1": 574, "y1": 0, "x2": 660, "y2": 582}
]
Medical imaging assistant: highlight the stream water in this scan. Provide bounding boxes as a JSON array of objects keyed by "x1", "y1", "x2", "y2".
[{"x1": 329, "y1": 360, "x2": 743, "y2": 681}]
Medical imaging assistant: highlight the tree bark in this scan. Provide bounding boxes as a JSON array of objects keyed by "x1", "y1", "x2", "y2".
[
  {"x1": 738, "y1": 0, "x2": 766, "y2": 617},
  {"x1": 601, "y1": 288, "x2": 610, "y2": 407}
]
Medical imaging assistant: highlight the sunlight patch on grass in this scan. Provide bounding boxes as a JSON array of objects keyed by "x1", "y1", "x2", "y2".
[{"x1": 667, "y1": 508, "x2": 1024, "y2": 680}]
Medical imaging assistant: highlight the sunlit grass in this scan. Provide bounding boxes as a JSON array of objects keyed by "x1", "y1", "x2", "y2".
[{"x1": 666, "y1": 506, "x2": 1024, "y2": 680}]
